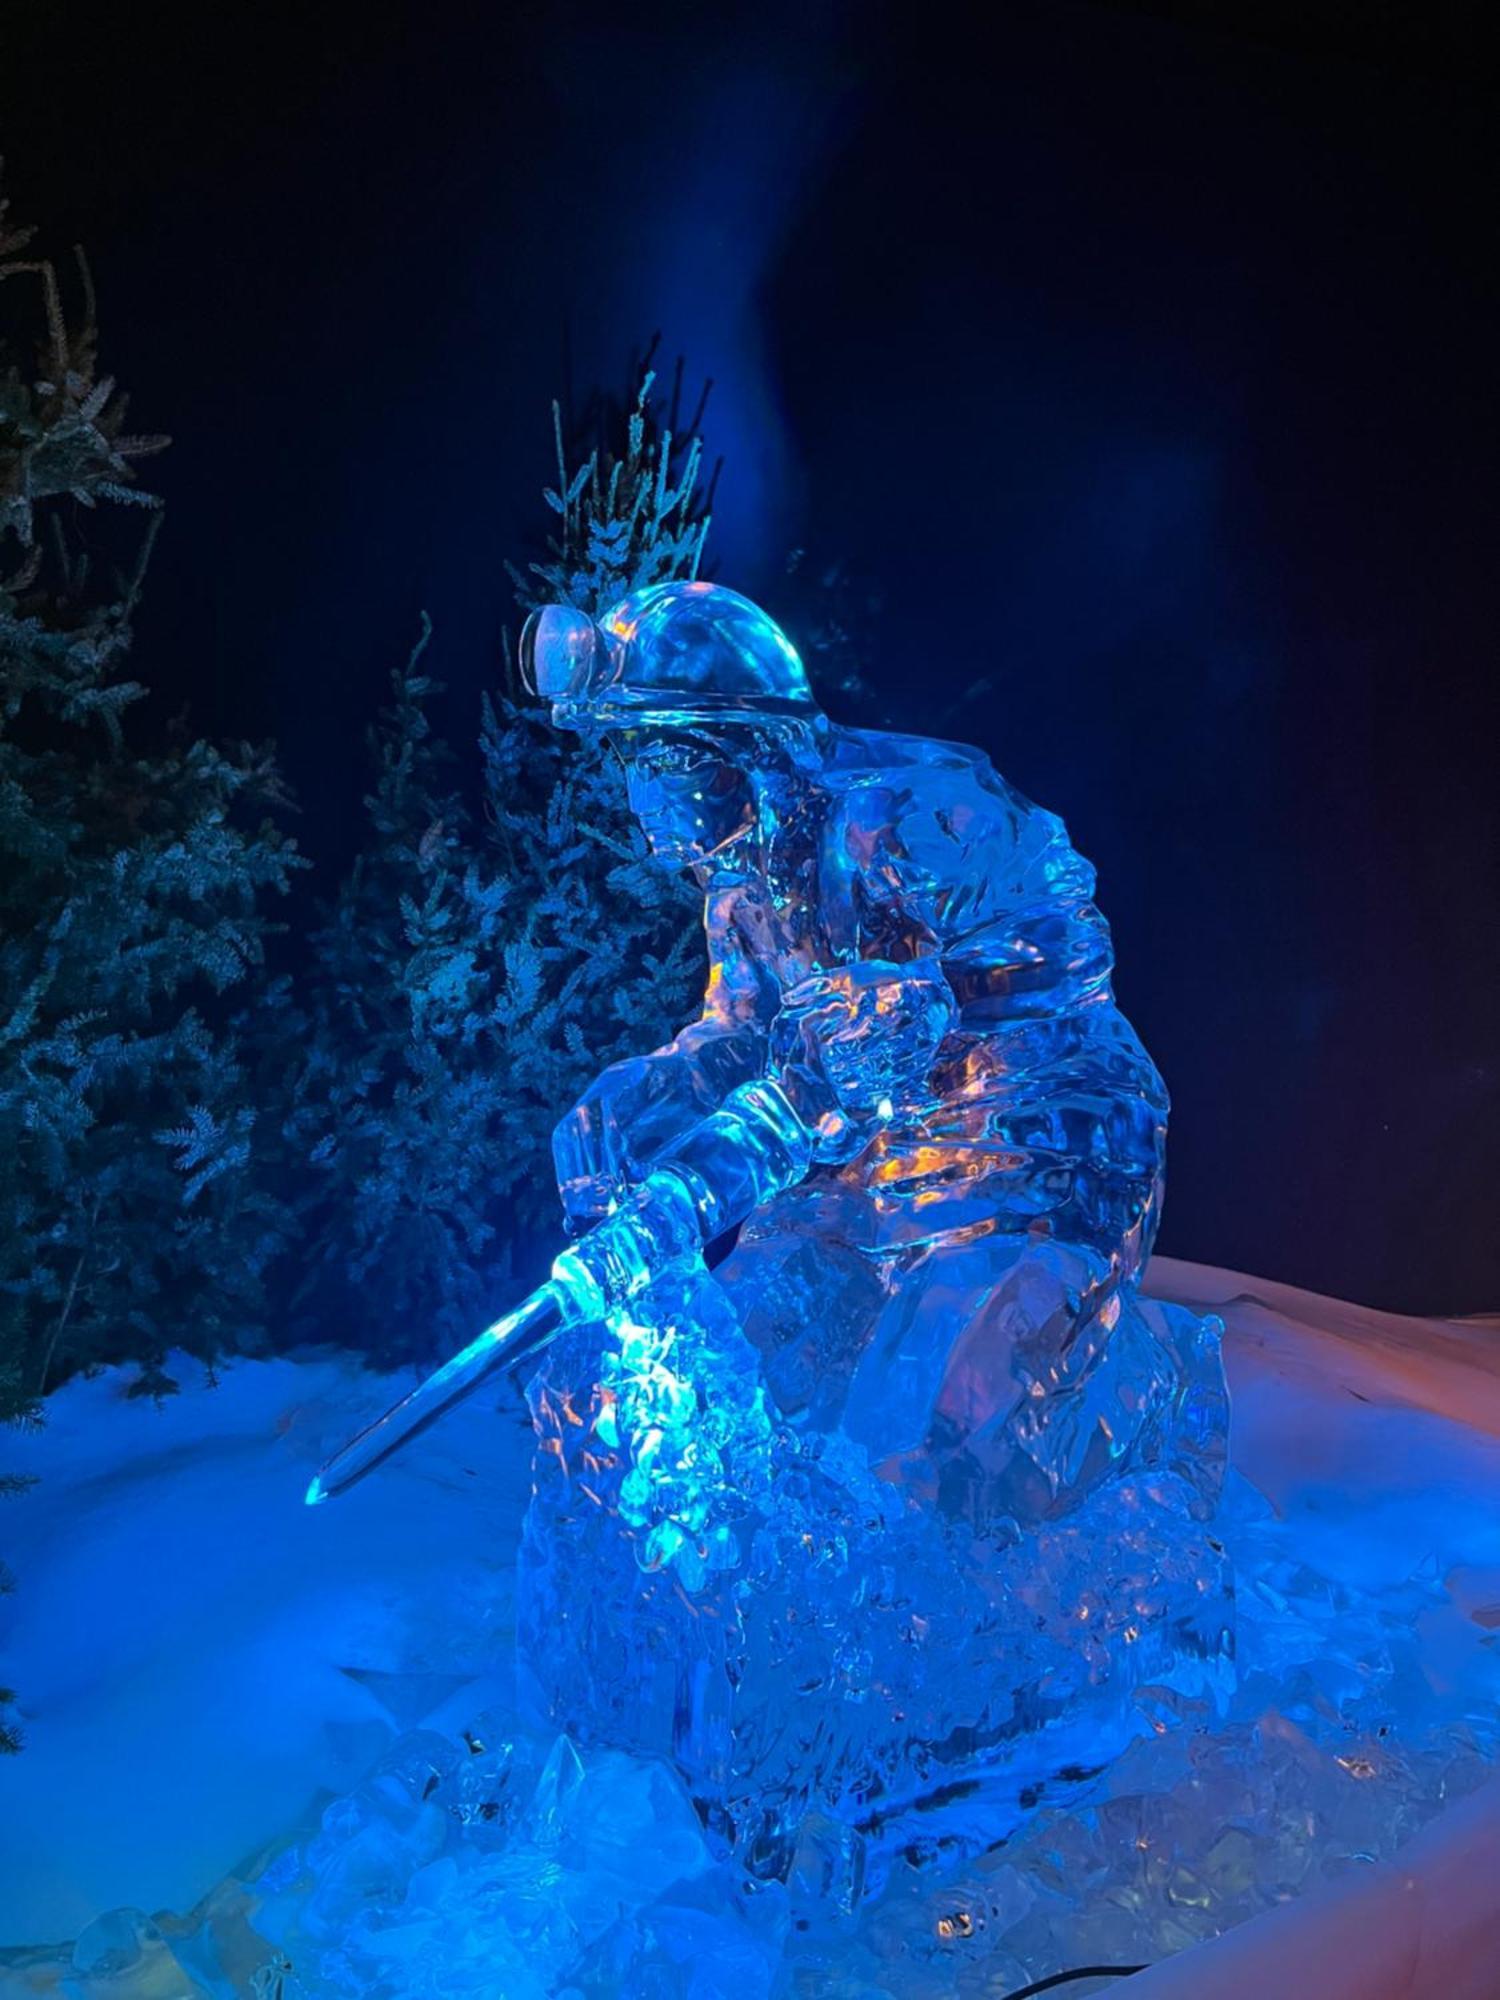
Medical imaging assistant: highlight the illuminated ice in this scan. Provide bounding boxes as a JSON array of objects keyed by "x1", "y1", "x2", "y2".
[{"x1": 517, "y1": 580, "x2": 1234, "y2": 1884}]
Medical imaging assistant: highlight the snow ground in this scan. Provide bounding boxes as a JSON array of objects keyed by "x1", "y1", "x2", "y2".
[
  {"x1": 0, "y1": 1348, "x2": 534, "y2": 1944},
  {"x1": 1, "y1": 1259, "x2": 1497, "y2": 1962}
]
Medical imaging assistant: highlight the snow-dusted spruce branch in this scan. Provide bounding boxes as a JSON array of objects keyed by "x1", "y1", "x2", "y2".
[
  {"x1": 0, "y1": 177, "x2": 167, "y2": 553},
  {"x1": 507, "y1": 339, "x2": 717, "y2": 614}
]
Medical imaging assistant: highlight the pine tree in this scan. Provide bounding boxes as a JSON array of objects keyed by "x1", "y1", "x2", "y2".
[
  {"x1": 0, "y1": 181, "x2": 302, "y2": 1746},
  {"x1": 0, "y1": 187, "x2": 300, "y2": 1393},
  {"x1": 283, "y1": 357, "x2": 709, "y2": 1359}
]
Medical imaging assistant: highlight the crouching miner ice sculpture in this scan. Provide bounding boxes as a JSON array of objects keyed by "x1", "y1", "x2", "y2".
[{"x1": 312, "y1": 579, "x2": 1233, "y2": 1893}]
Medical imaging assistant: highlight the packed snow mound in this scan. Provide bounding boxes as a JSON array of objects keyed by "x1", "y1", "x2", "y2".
[
  {"x1": 0, "y1": 1348, "x2": 532, "y2": 1945},
  {"x1": 1, "y1": 1261, "x2": 1497, "y2": 1996}
]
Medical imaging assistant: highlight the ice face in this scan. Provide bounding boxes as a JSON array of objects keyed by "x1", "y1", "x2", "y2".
[
  {"x1": 521, "y1": 579, "x2": 1231, "y2": 1887},
  {"x1": 614, "y1": 728, "x2": 757, "y2": 865}
]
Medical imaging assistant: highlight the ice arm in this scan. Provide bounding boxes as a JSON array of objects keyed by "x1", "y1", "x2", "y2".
[
  {"x1": 308, "y1": 965, "x2": 956, "y2": 1501},
  {"x1": 553, "y1": 1016, "x2": 769, "y2": 1228}
]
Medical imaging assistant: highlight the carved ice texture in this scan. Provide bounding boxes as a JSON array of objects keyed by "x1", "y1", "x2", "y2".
[{"x1": 516, "y1": 581, "x2": 1233, "y2": 1887}]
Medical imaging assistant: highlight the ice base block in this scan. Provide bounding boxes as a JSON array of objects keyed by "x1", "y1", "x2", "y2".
[{"x1": 516, "y1": 1284, "x2": 1232, "y2": 1894}]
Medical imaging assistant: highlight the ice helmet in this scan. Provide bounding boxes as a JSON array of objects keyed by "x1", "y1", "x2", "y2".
[{"x1": 520, "y1": 580, "x2": 817, "y2": 730}]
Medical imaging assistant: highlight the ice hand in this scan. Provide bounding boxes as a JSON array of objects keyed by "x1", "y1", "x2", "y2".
[
  {"x1": 552, "y1": 1087, "x2": 633, "y2": 1230},
  {"x1": 552, "y1": 1025, "x2": 767, "y2": 1229},
  {"x1": 770, "y1": 957, "x2": 957, "y2": 1162}
]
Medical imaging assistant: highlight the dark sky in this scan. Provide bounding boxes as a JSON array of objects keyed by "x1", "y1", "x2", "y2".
[{"x1": 4, "y1": 0, "x2": 1496, "y2": 1310}]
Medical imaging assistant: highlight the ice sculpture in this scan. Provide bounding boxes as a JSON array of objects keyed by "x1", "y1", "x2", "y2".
[
  {"x1": 308, "y1": 577, "x2": 1234, "y2": 1887},
  {"x1": 513, "y1": 581, "x2": 1233, "y2": 1887}
]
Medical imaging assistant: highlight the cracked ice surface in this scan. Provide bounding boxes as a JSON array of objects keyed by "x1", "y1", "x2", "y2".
[{"x1": 1, "y1": 1262, "x2": 1496, "y2": 1997}]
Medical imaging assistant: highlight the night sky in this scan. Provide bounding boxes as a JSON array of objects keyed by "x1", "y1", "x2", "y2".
[{"x1": 4, "y1": 0, "x2": 1495, "y2": 1310}]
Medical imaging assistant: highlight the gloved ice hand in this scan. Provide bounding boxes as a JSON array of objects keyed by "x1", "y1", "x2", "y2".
[
  {"x1": 553, "y1": 1022, "x2": 769, "y2": 1230},
  {"x1": 770, "y1": 957, "x2": 957, "y2": 1163},
  {"x1": 552, "y1": 1079, "x2": 633, "y2": 1229}
]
